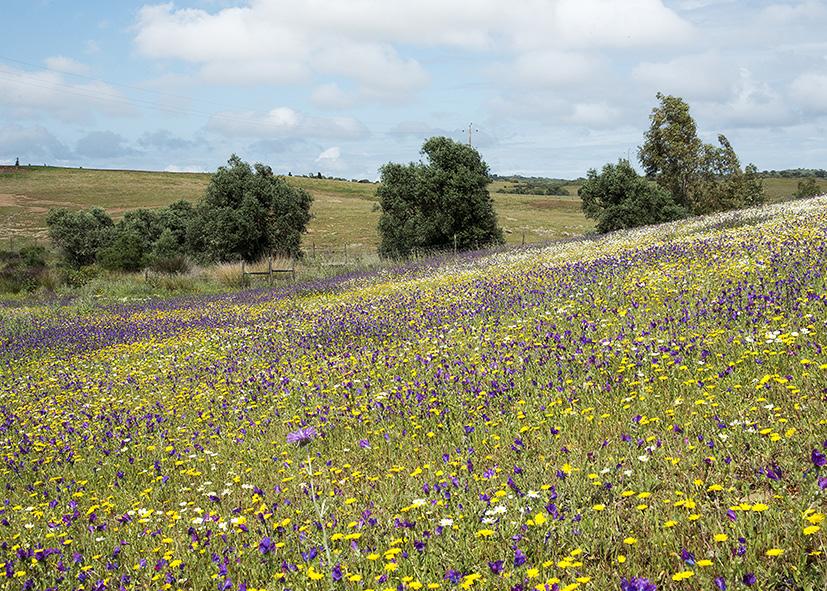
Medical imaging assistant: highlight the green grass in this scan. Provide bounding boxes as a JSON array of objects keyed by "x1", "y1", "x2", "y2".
[
  {"x1": 0, "y1": 167, "x2": 592, "y2": 248},
  {"x1": 0, "y1": 166, "x2": 809, "y2": 251}
]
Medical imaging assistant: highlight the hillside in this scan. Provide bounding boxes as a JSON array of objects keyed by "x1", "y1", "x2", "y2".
[
  {"x1": 2, "y1": 197, "x2": 826, "y2": 590},
  {"x1": 0, "y1": 166, "x2": 592, "y2": 248}
]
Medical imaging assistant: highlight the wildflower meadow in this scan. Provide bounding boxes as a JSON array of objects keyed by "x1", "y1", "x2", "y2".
[{"x1": 1, "y1": 198, "x2": 825, "y2": 591}]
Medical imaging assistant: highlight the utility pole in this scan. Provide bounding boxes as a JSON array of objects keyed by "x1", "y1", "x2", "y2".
[{"x1": 466, "y1": 123, "x2": 479, "y2": 147}]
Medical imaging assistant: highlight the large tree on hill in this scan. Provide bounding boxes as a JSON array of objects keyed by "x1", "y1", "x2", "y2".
[
  {"x1": 377, "y1": 136, "x2": 504, "y2": 258},
  {"x1": 638, "y1": 93, "x2": 764, "y2": 214},
  {"x1": 638, "y1": 93, "x2": 702, "y2": 211},
  {"x1": 188, "y1": 155, "x2": 313, "y2": 262}
]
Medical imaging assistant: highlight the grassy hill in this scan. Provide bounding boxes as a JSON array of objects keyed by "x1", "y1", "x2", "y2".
[
  {"x1": 2, "y1": 197, "x2": 826, "y2": 590},
  {"x1": 0, "y1": 166, "x2": 592, "y2": 249}
]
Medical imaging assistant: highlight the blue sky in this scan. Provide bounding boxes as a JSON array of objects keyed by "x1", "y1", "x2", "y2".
[{"x1": 2, "y1": 0, "x2": 826, "y2": 179}]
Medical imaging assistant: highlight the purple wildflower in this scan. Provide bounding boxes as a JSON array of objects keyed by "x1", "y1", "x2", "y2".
[
  {"x1": 714, "y1": 576, "x2": 726, "y2": 590},
  {"x1": 812, "y1": 449, "x2": 826, "y2": 468},
  {"x1": 620, "y1": 577, "x2": 657, "y2": 591},
  {"x1": 742, "y1": 573, "x2": 756, "y2": 586},
  {"x1": 286, "y1": 426, "x2": 318, "y2": 446}
]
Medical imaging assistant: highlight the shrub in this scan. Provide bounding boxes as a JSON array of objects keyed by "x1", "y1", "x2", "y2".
[
  {"x1": 579, "y1": 159, "x2": 688, "y2": 234},
  {"x1": 795, "y1": 178, "x2": 823, "y2": 199},
  {"x1": 46, "y1": 207, "x2": 115, "y2": 268},
  {"x1": 0, "y1": 246, "x2": 48, "y2": 293},
  {"x1": 97, "y1": 231, "x2": 146, "y2": 272}
]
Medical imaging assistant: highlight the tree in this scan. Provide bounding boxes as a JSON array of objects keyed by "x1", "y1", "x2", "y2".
[
  {"x1": 149, "y1": 228, "x2": 189, "y2": 274},
  {"x1": 188, "y1": 155, "x2": 312, "y2": 262},
  {"x1": 639, "y1": 93, "x2": 764, "y2": 214},
  {"x1": 695, "y1": 135, "x2": 765, "y2": 213},
  {"x1": 579, "y1": 159, "x2": 688, "y2": 234},
  {"x1": 638, "y1": 93, "x2": 702, "y2": 211},
  {"x1": 377, "y1": 136, "x2": 503, "y2": 258},
  {"x1": 46, "y1": 207, "x2": 115, "y2": 268},
  {"x1": 795, "y1": 178, "x2": 823, "y2": 199}
]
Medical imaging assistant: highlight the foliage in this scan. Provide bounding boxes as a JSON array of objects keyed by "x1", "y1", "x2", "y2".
[
  {"x1": 97, "y1": 231, "x2": 147, "y2": 272},
  {"x1": 45, "y1": 207, "x2": 115, "y2": 268},
  {"x1": 579, "y1": 159, "x2": 688, "y2": 233},
  {"x1": 497, "y1": 180, "x2": 569, "y2": 196},
  {"x1": 149, "y1": 228, "x2": 190, "y2": 274},
  {"x1": 378, "y1": 136, "x2": 504, "y2": 258},
  {"x1": 188, "y1": 155, "x2": 312, "y2": 262},
  {"x1": 695, "y1": 135, "x2": 765, "y2": 213},
  {"x1": 638, "y1": 93, "x2": 702, "y2": 211},
  {"x1": 794, "y1": 177, "x2": 823, "y2": 199},
  {"x1": 638, "y1": 94, "x2": 763, "y2": 214},
  {"x1": 0, "y1": 246, "x2": 48, "y2": 293}
]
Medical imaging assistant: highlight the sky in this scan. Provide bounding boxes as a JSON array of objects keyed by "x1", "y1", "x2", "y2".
[{"x1": 1, "y1": 0, "x2": 826, "y2": 179}]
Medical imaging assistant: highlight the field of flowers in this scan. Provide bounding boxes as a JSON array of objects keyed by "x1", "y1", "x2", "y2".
[{"x1": 1, "y1": 198, "x2": 826, "y2": 591}]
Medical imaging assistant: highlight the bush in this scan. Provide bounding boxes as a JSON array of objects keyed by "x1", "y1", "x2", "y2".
[
  {"x1": 148, "y1": 229, "x2": 189, "y2": 274},
  {"x1": 377, "y1": 136, "x2": 504, "y2": 258},
  {"x1": 188, "y1": 155, "x2": 313, "y2": 263},
  {"x1": 795, "y1": 178, "x2": 823, "y2": 199},
  {"x1": 46, "y1": 207, "x2": 115, "y2": 268},
  {"x1": 0, "y1": 246, "x2": 48, "y2": 293},
  {"x1": 97, "y1": 231, "x2": 146, "y2": 272},
  {"x1": 579, "y1": 159, "x2": 688, "y2": 234}
]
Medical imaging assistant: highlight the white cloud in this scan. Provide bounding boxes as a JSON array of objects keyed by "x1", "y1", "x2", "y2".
[
  {"x1": 567, "y1": 102, "x2": 621, "y2": 127},
  {"x1": 206, "y1": 107, "x2": 368, "y2": 140},
  {"x1": 44, "y1": 56, "x2": 91, "y2": 76},
  {"x1": 633, "y1": 52, "x2": 735, "y2": 101},
  {"x1": 697, "y1": 68, "x2": 793, "y2": 128},
  {"x1": 790, "y1": 72, "x2": 827, "y2": 114},
  {"x1": 134, "y1": 0, "x2": 691, "y2": 98},
  {"x1": 316, "y1": 146, "x2": 340, "y2": 162},
  {"x1": 0, "y1": 64, "x2": 134, "y2": 122},
  {"x1": 311, "y1": 83, "x2": 356, "y2": 109},
  {"x1": 497, "y1": 50, "x2": 600, "y2": 88}
]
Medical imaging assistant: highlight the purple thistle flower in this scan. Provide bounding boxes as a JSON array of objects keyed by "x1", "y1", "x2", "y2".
[
  {"x1": 286, "y1": 426, "x2": 318, "y2": 446},
  {"x1": 620, "y1": 576, "x2": 657, "y2": 591}
]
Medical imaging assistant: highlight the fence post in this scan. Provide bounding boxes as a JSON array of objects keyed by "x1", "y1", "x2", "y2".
[
  {"x1": 453, "y1": 234, "x2": 457, "y2": 256},
  {"x1": 241, "y1": 260, "x2": 245, "y2": 284},
  {"x1": 522, "y1": 231, "x2": 525, "y2": 246},
  {"x1": 312, "y1": 241, "x2": 316, "y2": 260},
  {"x1": 291, "y1": 258, "x2": 296, "y2": 282},
  {"x1": 268, "y1": 253, "x2": 273, "y2": 285}
]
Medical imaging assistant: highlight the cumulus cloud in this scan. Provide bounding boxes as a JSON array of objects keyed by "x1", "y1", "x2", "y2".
[
  {"x1": 206, "y1": 107, "x2": 368, "y2": 140},
  {"x1": 134, "y1": 0, "x2": 691, "y2": 98},
  {"x1": 696, "y1": 69, "x2": 793, "y2": 128},
  {"x1": 0, "y1": 64, "x2": 134, "y2": 122},
  {"x1": 0, "y1": 125, "x2": 73, "y2": 163},
  {"x1": 567, "y1": 102, "x2": 621, "y2": 127},
  {"x1": 790, "y1": 72, "x2": 827, "y2": 114},
  {"x1": 633, "y1": 52, "x2": 735, "y2": 101},
  {"x1": 75, "y1": 131, "x2": 138, "y2": 159},
  {"x1": 137, "y1": 129, "x2": 197, "y2": 151}
]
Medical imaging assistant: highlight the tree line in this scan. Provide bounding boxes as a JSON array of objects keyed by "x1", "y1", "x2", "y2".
[{"x1": 37, "y1": 92, "x2": 824, "y2": 281}]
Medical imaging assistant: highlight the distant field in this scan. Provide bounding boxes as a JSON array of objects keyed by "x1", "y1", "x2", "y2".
[
  {"x1": 0, "y1": 167, "x2": 593, "y2": 249},
  {"x1": 0, "y1": 166, "x2": 808, "y2": 249}
]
